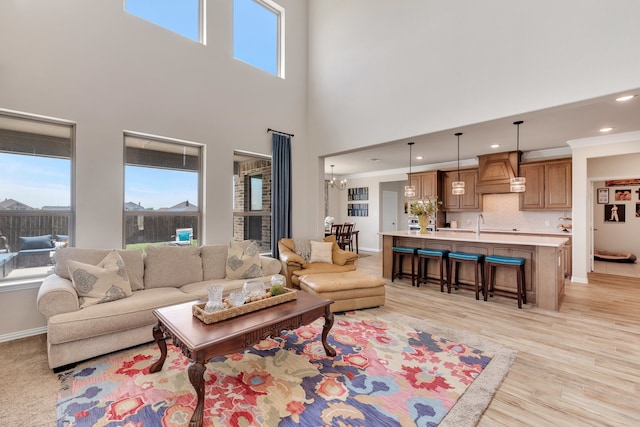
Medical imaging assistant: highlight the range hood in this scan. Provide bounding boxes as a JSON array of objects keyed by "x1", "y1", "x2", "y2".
[{"x1": 475, "y1": 151, "x2": 520, "y2": 194}]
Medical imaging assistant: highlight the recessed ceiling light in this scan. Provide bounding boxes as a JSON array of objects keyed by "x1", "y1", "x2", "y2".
[
  {"x1": 490, "y1": 144, "x2": 500, "y2": 149},
  {"x1": 599, "y1": 127, "x2": 614, "y2": 133},
  {"x1": 369, "y1": 158, "x2": 381, "y2": 162},
  {"x1": 616, "y1": 95, "x2": 635, "y2": 102},
  {"x1": 416, "y1": 156, "x2": 423, "y2": 160}
]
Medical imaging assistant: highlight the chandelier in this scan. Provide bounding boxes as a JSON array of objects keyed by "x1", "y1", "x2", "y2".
[{"x1": 328, "y1": 164, "x2": 347, "y2": 190}]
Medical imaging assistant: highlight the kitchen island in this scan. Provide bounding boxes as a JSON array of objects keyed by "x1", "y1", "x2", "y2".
[{"x1": 380, "y1": 230, "x2": 569, "y2": 311}]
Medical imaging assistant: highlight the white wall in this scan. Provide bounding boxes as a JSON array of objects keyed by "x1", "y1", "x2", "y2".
[
  {"x1": 0, "y1": 0, "x2": 309, "y2": 340},
  {"x1": 569, "y1": 132, "x2": 640, "y2": 283},
  {"x1": 0, "y1": 0, "x2": 309, "y2": 248},
  {"x1": 327, "y1": 173, "x2": 409, "y2": 252},
  {"x1": 308, "y1": 0, "x2": 640, "y2": 158}
]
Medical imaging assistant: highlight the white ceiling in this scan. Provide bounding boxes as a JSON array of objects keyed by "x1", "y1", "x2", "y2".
[{"x1": 323, "y1": 89, "x2": 640, "y2": 177}]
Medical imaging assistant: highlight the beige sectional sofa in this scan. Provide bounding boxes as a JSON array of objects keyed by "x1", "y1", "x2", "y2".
[{"x1": 36, "y1": 244, "x2": 282, "y2": 370}]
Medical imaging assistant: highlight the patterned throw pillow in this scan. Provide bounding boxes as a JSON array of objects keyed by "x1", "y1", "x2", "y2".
[
  {"x1": 309, "y1": 241, "x2": 334, "y2": 264},
  {"x1": 68, "y1": 250, "x2": 133, "y2": 308},
  {"x1": 226, "y1": 240, "x2": 263, "y2": 280}
]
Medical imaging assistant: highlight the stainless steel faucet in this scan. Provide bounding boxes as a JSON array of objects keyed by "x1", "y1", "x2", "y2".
[{"x1": 475, "y1": 213, "x2": 485, "y2": 237}]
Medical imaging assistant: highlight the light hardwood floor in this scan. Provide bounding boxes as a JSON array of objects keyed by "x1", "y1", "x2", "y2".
[
  {"x1": 356, "y1": 252, "x2": 640, "y2": 426},
  {"x1": 593, "y1": 259, "x2": 640, "y2": 278}
]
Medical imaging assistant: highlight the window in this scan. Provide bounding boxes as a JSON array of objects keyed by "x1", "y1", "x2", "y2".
[
  {"x1": 125, "y1": 0, "x2": 204, "y2": 43},
  {"x1": 233, "y1": 0, "x2": 285, "y2": 77},
  {"x1": 124, "y1": 133, "x2": 202, "y2": 250},
  {"x1": 0, "y1": 110, "x2": 74, "y2": 281},
  {"x1": 233, "y1": 152, "x2": 271, "y2": 252},
  {"x1": 249, "y1": 175, "x2": 263, "y2": 211}
]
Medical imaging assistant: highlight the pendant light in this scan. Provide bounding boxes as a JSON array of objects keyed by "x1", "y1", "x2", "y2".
[
  {"x1": 452, "y1": 132, "x2": 465, "y2": 195},
  {"x1": 510, "y1": 120, "x2": 526, "y2": 192},
  {"x1": 329, "y1": 164, "x2": 346, "y2": 190},
  {"x1": 404, "y1": 142, "x2": 416, "y2": 197}
]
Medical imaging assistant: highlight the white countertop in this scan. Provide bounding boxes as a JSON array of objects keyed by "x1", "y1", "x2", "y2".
[
  {"x1": 380, "y1": 230, "x2": 569, "y2": 247},
  {"x1": 436, "y1": 228, "x2": 572, "y2": 237}
]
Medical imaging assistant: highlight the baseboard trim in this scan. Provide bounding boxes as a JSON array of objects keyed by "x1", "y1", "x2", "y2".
[{"x1": 0, "y1": 326, "x2": 47, "y2": 343}]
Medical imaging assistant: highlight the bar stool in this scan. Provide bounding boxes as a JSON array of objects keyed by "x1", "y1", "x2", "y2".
[
  {"x1": 416, "y1": 249, "x2": 449, "y2": 292},
  {"x1": 484, "y1": 255, "x2": 527, "y2": 309},
  {"x1": 447, "y1": 252, "x2": 485, "y2": 300},
  {"x1": 391, "y1": 246, "x2": 418, "y2": 286}
]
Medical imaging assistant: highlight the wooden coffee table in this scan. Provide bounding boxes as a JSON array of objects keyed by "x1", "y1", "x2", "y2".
[{"x1": 148, "y1": 291, "x2": 336, "y2": 427}]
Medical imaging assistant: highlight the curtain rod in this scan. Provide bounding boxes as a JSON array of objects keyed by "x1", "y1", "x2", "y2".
[{"x1": 267, "y1": 128, "x2": 294, "y2": 138}]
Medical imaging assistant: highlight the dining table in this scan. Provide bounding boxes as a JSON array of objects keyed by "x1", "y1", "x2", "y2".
[{"x1": 324, "y1": 226, "x2": 359, "y2": 254}]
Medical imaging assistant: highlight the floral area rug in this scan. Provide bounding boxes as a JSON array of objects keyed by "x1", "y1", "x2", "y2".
[{"x1": 57, "y1": 310, "x2": 513, "y2": 426}]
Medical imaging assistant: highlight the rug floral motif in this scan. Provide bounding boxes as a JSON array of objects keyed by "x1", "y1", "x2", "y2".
[{"x1": 57, "y1": 311, "x2": 493, "y2": 426}]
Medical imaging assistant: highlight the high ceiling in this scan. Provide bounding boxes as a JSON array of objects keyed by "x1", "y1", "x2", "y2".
[{"x1": 323, "y1": 89, "x2": 640, "y2": 177}]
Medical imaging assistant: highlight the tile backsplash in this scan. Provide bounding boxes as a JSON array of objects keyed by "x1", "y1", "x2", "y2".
[{"x1": 444, "y1": 193, "x2": 571, "y2": 232}]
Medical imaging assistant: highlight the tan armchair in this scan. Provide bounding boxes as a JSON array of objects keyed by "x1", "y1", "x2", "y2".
[{"x1": 278, "y1": 235, "x2": 359, "y2": 288}]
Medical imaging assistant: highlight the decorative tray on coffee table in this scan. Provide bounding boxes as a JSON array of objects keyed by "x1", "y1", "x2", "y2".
[{"x1": 192, "y1": 288, "x2": 297, "y2": 324}]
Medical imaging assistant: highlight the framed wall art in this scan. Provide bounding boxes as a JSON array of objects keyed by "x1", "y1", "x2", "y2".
[
  {"x1": 614, "y1": 189, "x2": 632, "y2": 201},
  {"x1": 605, "y1": 178, "x2": 640, "y2": 186},
  {"x1": 597, "y1": 188, "x2": 608, "y2": 204},
  {"x1": 604, "y1": 204, "x2": 625, "y2": 223}
]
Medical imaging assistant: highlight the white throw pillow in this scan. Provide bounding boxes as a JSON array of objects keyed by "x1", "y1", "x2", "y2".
[
  {"x1": 226, "y1": 240, "x2": 263, "y2": 279},
  {"x1": 68, "y1": 250, "x2": 133, "y2": 308},
  {"x1": 309, "y1": 241, "x2": 333, "y2": 264}
]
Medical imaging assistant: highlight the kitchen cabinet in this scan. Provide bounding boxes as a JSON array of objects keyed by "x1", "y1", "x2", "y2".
[
  {"x1": 408, "y1": 171, "x2": 439, "y2": 199},
  {"x1": 442, "y1": 169, "x2": 482, "y2": 212},
  {"x1": 563, "y1": 236, "x2": 572, "y2": 278},
  {"x1": 519, "y1": 159, "x2": 572, "y2": 211}
]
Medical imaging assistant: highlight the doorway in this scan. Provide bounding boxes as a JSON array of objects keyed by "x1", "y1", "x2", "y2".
[
  {"x1": 590, "y1": 180, "x2": 640, "y2": 279},
  {"x1": 382, "y1": 190, "x2": 398, "y2": 232}
]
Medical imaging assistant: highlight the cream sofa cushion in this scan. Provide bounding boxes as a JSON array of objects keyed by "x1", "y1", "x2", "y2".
[
  {"x1": 144, "y1": 245, "x2": 203, "y2": 289},
  {"x1": 309, "y1": 241, "x2": 333, "y2": 264},
  {"x1": 68, "y1": 250, "x2": 133, "y2": 308},
  {"x1": 54, "y1": 248, "x2": 145, "y2": 291},
  {"x1": 46, "y1": 287, "x2": 196, "y2": 345},
  {"x1": 226, "y1": 241, "x2": 263, "y2": 279},
  {"x1": 201, "y1": 244, "x2": 228, "y2": 280}
]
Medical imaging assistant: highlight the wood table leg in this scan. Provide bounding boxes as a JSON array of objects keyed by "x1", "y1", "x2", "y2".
[
  {"x1": 188, "y1": 360, "x2": 206, "y2": 427},
  {"x1": 321, "y1": 308, "x2": 336, "y2": 357},
  {"x1": 149, "y1": 322, "x2": 167, "y2": 373}
]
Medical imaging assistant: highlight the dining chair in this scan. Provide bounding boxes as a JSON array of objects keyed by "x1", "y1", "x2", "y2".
[
  {"x1": 338, "y1": 223, "x2": 355, "y2": 251},
  {"x1": 331, "y1": 223, "x2": 343, "y2": 238}
]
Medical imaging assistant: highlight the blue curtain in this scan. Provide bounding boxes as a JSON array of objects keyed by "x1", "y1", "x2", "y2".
[{"x1": 271, "y1": 133, "x2": 292, "y2": 258}]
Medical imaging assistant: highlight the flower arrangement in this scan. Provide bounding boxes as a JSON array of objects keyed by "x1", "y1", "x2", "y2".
[
  {"x1": 324, "y1": 216, "x2": 335, "y2": 229},
  {"x1": 409, "y1": 196, "x2": 441, "y2": 217}
]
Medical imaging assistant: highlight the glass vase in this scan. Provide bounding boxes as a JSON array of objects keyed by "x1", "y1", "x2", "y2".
[{"x1": 204, "y1": 284, "x2": 224, "y2": 313}]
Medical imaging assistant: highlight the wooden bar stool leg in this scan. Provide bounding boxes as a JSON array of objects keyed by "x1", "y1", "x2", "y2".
[
  {"x1": 411, "y1": 254, "x2": 416, "y2": 287},
  {"x1": 474, "y1": 261, "x2": 479, "y2": 300},
  {"x1": 521, "y1": 264, "x2": 527, "y2": 304},
  {"x1": 480, "y1": 261, "x2": 486, "y2": 299},
  {"x1": 391, "y1": 252, "x2": 397, "y2": 282}
]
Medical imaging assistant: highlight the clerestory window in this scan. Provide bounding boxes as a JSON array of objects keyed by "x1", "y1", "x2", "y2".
[
  {"x1": 233, "y1": 0, "x2": 285, "y2": 77},
  {"x1": 124, "y1": 0, "x2": 204, "y2": 43}
]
